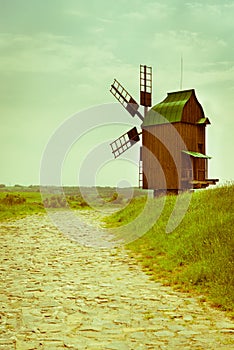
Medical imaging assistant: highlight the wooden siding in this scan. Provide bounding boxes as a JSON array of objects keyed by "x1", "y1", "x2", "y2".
[
  {"x1": 142, "y1": 122, "x2": 207, "y2": 190},
  {"x1": 197, "y1": 125, "x2": 206, "y2": 151},
  {"x1": 196, "y1": 125, "x2": 207, "y2": 180},
  {"x1": 182, "y1": 92, "x2": 204, "y2": 124},
  {"x1": 142, "y1": 125, "x2": 182, "y2": 190},
  {"x1": 170, "y1": 123, "x2": 207, "y2": 182}
]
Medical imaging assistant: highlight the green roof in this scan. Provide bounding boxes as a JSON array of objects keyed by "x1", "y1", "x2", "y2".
[
  {"x1": 142, "y1": 89, "x2": 194, "y2": 126},
  {"x1": 182, "y1": 150, "x2": 212, "y2": 159}
]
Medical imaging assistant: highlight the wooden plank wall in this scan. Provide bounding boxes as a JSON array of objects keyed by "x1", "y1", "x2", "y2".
[
  {"x1": 142, "y1": 124, "x2": 182, "y2": 190},
  {"x1": 182, "y1": 92, "x2": 204, "y2": 124},
  {"x1": 176, "y1": 124, "x2": 206, "y2": 181},
  {"x1": 142, "y1": 122, "x2": 207, "y2": 189}
]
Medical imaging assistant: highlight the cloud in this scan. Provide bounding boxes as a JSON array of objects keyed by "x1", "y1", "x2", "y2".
[
  {"x1": 0, "y1": 33, "x2": 73, "y2": 73},
  {"x1": 122, "y1": 2, "x2": 174, "y2": 20},
  {"x1": 122, "y1": 11, "x2": 146, "y2": 21},
  {"x1": 150, "y1": 29, "x2": 232, "y2": 67},
  {"x1": 97, "y1": 17, "x2": 116, "y2": 24},
  {"x1": 184, "y1": 1, "x2": 234, "y2": 34},
  {"x1": 0, "y1": 30, "x2": 137, "y2": 85},
  {"x1": 65, "y1": 9, "x2": 88, "y2": 18},
  {"x1": 186, "y1": 1, "x2": 234, "y2": 12},
  {"x1": 0, "y1": 32, "x2": 119, "y2": 78}
]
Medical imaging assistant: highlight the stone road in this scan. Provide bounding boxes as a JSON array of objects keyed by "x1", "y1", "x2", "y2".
[{"x1": 0, "y1": 211, "x2": 233, "y2": 349}]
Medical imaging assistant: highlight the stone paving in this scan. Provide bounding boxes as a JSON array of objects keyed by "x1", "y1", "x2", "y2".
[{"x1": 0, "y1": 211, "x2": 233, "y2": 349}]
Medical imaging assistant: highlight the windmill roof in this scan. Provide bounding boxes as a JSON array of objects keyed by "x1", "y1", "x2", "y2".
[{"x1": 142, "y1": 89, "x2": 194, "y2": 126}]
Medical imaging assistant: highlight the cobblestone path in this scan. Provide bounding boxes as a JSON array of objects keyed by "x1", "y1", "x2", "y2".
[{"x1": 0, "y1": 211, "x2": 233, "y2": 349}]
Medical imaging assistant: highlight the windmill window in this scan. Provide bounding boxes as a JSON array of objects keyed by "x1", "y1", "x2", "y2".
[{"x1": 198, "y1": 143, "x2": 203, "y2": 153}]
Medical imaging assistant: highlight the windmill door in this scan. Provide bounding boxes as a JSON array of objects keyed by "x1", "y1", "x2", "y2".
[
  {"x1": 192, "y1": 158, "x2": 205, "y2": 181},
  {"x1": 197, "y1": 158, "x2": 206, "y2": 181}
]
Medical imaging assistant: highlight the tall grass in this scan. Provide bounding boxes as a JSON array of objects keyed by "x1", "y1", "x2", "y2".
[{"x1": 104, "y1": 184, "x2": 234, "y2": 314}]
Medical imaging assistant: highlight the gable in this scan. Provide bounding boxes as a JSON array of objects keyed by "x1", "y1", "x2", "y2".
[{"x1": 182, "y1": 91, "x2": 205, "y2": 124}]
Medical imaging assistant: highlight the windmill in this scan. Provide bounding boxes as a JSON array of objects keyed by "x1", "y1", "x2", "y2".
[{"x1": 110, "y1": 65, "x2": 218, "y2": 195}]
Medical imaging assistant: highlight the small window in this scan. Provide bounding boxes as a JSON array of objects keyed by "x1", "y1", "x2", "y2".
[{"x1": 198, "y1": 143, "x2": 203, "y2": 153}]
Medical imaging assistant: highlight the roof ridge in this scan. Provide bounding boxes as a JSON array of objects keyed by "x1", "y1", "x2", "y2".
[{"x1": 167, "y1": 88, "x2": 194, "y2": 95}]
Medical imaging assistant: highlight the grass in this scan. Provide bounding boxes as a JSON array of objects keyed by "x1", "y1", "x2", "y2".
[
  {"x1": 0, "y1": 191, "x2": 92, "y2": 221},
  {"x1": 103, "y1": 184, "x2": 234, "y2": 316},
  {"x1": 104, "y1": 196, "x2": 148, "y2": 227},
  {"x1": 0, "y1": 192, "x2": 45, "y2": 221},
  {"x1": 0, "y1": 186, "x2": 138, "y2": 221}
]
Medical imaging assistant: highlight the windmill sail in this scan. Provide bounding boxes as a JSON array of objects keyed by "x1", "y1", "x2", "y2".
[
  {"x1": 110, "y1": 127, "x2": 141, "y2": 158},
  {"x1": 110, "y1": 79, "x2": 144, "y2": 121},
  {"x1": 140, "y1": 65, "x2": 152, "y2": 107}
]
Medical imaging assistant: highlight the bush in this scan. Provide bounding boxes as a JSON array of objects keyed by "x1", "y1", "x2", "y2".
[
  {"x1": 107, "y1": 192, "x2": 124, "y2": 204},
  {"x1": 1, "y1": 194, "x2": 26, "y2": 206},
  {"x1": 79, "y1": 199, "x2": 90, "y2": 208},
  {"x1": 43, "y1": 195, "x2": 67, "y2": 208},
  {"x1": 67, "y1": 195, "x2": 91, "y2": 209}
]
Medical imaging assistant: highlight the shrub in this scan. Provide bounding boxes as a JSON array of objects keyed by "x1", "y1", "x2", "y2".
[
  {"x1": 1, "y1": 194, "x2": 26, "y2": 206},
  {"x1": 107, "y1": 192, "x2": 124, "y2": 204},
  {"x1": 43, "y1": 195, "x2": 67, "y2": 208}
]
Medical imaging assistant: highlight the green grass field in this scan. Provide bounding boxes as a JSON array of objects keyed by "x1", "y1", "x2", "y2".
[{"x1": 104, "y1": 184, "x2": 234, "y2": 316}]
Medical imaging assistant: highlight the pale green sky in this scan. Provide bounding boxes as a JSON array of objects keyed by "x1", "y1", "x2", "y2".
[{"x1": 0, "y1": 0, "x2": 233, "y2": 186}]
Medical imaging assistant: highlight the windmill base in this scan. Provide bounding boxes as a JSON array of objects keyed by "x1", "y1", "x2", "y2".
[
  {"x1": 152, "y1": 179, "x2": 219, "y2": 197},
  {"x1": 153, "y1": 189, "x2": 181, "y2": 197}
]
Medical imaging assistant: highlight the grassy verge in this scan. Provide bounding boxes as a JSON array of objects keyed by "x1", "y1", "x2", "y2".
[{"x1": 104, "y1": 184, "x2": 234, "y2": 316}]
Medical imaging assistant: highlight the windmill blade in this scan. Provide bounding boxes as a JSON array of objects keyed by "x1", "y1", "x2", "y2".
[
  {"x1": 110, "y1": 79, "x2": 144, "y2": 121},
  {"x1": 110, "y1": 127, "x2": 141, "y2": 158},
  {"x1": 140, "y1": 65, "x2": 152, "y2": 107}
]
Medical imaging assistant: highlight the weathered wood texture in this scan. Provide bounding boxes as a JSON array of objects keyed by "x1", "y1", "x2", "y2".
[
  {"x1": 142, "y1": 122, "x2": 207, "y2": 190},
  {"x1": 182, "y1": 92, "x2": 204, "y2": 124}
]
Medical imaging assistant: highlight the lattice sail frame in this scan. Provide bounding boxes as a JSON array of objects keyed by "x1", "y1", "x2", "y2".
[
  {"x1": 110, "y1": 79, "x2": 144, "y2": 121},
  {"x1": 110, "y1": 127, "x2": 140, "y2": 158},
  {"x1": 140, "y1": 65, "x2": 152, "y2": 107}
]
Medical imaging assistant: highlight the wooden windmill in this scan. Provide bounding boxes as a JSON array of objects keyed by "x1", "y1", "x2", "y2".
[{"x1": 110, "y1": 65, "x2": 218, "y2": 195}]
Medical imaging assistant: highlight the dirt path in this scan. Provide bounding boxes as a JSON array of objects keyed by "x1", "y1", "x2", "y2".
[{"x1": 0, "y1": 211, "x2": 233, "y2": 349}]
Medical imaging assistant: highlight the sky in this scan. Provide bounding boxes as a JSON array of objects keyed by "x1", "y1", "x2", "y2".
[{"x1": 0, "y1": 0, "x2": 234, "y2": 186}]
